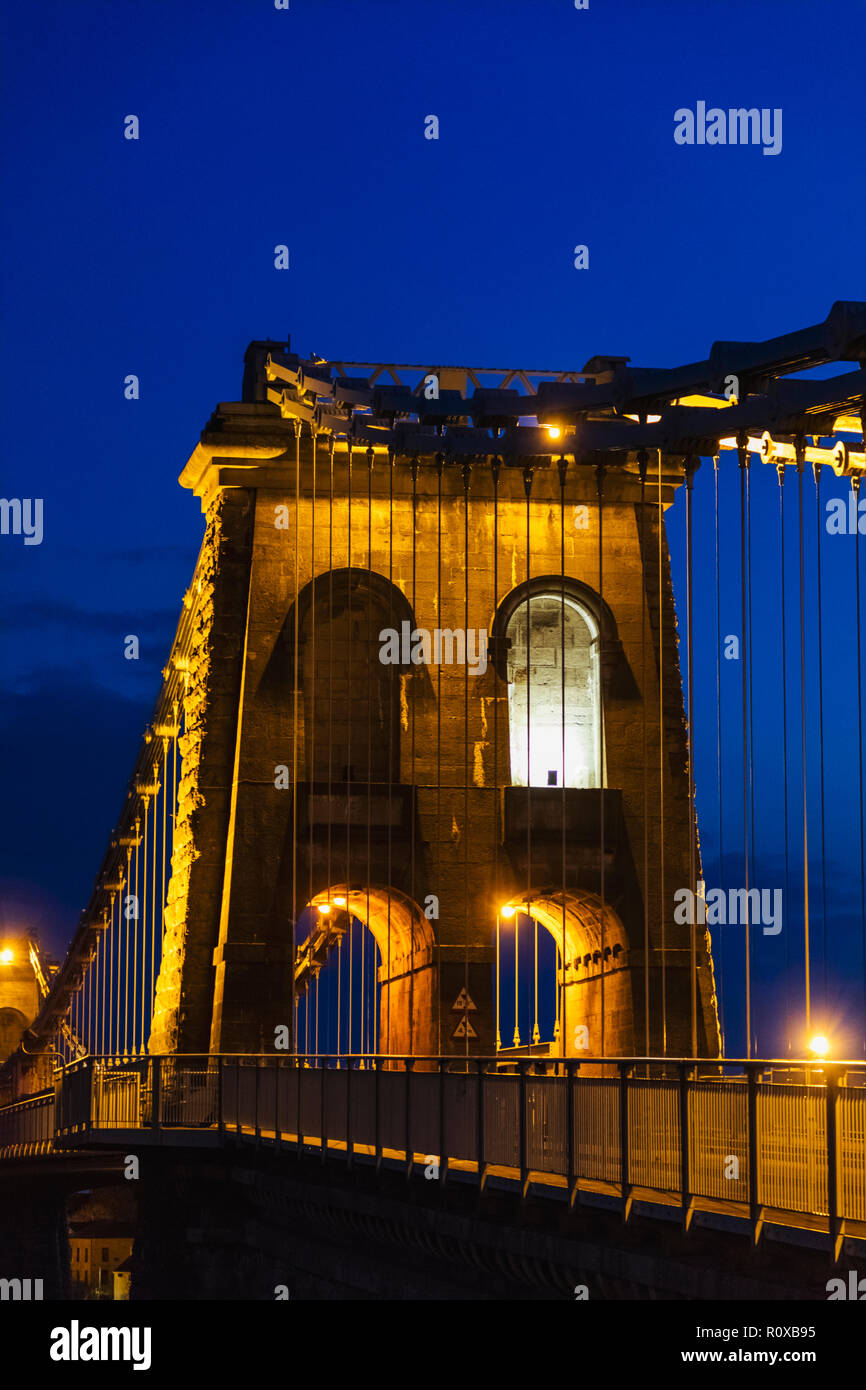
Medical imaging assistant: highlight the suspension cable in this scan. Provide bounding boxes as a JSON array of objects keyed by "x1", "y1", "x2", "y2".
[
  {"x1": 797, "y1": 444, "x2": 811, "y2": 1043},
  {"x1": 150, "y1": 771, "x2": 158, "y2": 1047},
  {"x1": 559, "y1": 453, "x2": 568, "y2": 1057},
  {"x1": 658, "y1": 451, "x2": 667, "y2": 1055},
  {"x1": 139, "y1": 794, "x2": 149, "y2": 1055},
  {"x1": 778, "y1": 462, "x2": 791, "y2": 1056},
  {"x1": 685, "y1": 456, "x2": 698, "y2": 1058},
  {"x1": 385, "y1": 446, "x2": 395, "y2": 1058},
  {"x1": 410, "y1": 454, "x2": 419, "y2": 1060},
  {"x1": 291, "y1": 422, "x2": 302, "y2": 1057},
  {"x1": 436, "y1": 452, "x2": 444, "y2": 1055},
  {"x1": 346, "y1": 438, "x2": 353, "y2": 1059},
  {"x1": 746, "y1": 449, "x2": 756, "y2": 1053},
  {"x1": 328, "y1": 439, "x2": 335, "y2": 1058},
  {"x1": 596, "y1": 461, "x2": 606, "y2": 1058},
  {"x1": 639, "y1": 450, "x2": 650, "y2": 1059},
  {"x1": 308, "y1": 428, "x2": 318, "y2": 1061},
  {"x1": 463, "y1": 457, "x2": 471, "y2": 1063},
  {"x1": 492, "y1": 456, "x2": 501, "y2": 1052},
  {"x1": 364, "y1": 445, "x2": 373, "y2": 1066},
  {"x1": 814, "y1": 460, "x2": 828, "y2": 1018},
  {"x1": 856, "y1": 478, "x2": 866, "y2": 1050},
  {"x1": 523, "y1": 461, "x2": 533, "y2": 1049},
  {"x1": 855, "y1": 474, "x2": 866, "y2": 1052},
  {"x1": 737, "y1": 439, "x2": 751, "y2": 1058}
]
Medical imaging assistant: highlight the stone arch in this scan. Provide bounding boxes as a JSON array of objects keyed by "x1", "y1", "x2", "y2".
[
  {"x1": 498, "y1": 889, "x2": 634, "y2": 1057},
  {"x1": 0, "y1": 1007, "x2": 29, "y2": 1063},
  {"x1": 489, "y1": 574, "x2": 636, "y2": 698},
  {"x1": 502, "y1": 588, "x2": 603, "y2": 788},
  {"x1": 288, "y1": 567, "x2": 418, "y2": 783},
  {"x1": 299, "y1": 885, "x2": 437, "y2": 1056}
]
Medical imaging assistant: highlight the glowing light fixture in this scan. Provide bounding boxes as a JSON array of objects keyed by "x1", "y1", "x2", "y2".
[
  {"x1": 808, "y1": 1034, "x2": 830, "y2": 1057},
  {"x1": 546, "y1": 426, "x2": 561, "y2": 440},
  {"x1": 0, "y1": 948, "x2": 13, "y2": 964},
  {"x1": 500, "y1": 904, "x2": 516, "y2": 919},
  {"x1": 332, "y1": 895, "x2": 347, "y2": 907},
  {"x1": 317, "y1": 903, "x2": 331, "y2": 915}
]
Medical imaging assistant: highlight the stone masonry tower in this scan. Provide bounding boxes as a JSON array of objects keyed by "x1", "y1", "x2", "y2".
[{"x1": 148, "y1": 341, "x2": 720, "y2": 1062}]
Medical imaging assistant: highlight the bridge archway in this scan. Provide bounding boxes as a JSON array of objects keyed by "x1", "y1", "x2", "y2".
[
  {"x1": 0, "y1": 1008, "x2": 28, "y2": 1063},
  {"x1": 495, "y1": 890, "x2": 633, "y2": 1058},
  {"x1": 295, "y1": 885, "x2": 436, "y2": 1057},
  {"x1": 285, "y1": 567, "x2": 417, "y2": 784}
]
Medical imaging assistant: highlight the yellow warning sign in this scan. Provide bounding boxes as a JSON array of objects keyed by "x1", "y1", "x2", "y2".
[
  {"x1": 450, "y1": 987, "x2": 477, "y2": 1012},
  {"x1": 451, "y1": 1015, "x2": 478, "y2": 1039}
]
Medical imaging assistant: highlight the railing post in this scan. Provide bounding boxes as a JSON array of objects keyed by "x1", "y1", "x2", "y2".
[
  {"x1": 476, "y1": 1059, "x2": 486, "y2": 1193},
  {"x1": 439, "y1": 1058, "x2": 448, "y2": 1189},
  {"x1": 747, "y1": 1062, "x2": 762, "y2": 1246},
  {"x1": 321, "y1": 1057, "x2": 328, "y2": 1164},
  {"x1": 150, "y1": 1056, "x2": 161, "y2": 1134},
  {"x1": 346, "y1": 1056, "x2": 353, "y2": 1170},
  {"x1": 678, "y1": 1061, "x2": 693, "y2": 1232},
  {"x1": 826, "y1": 1066, "x2": 841, "y2": 1262},
  {"x1": 566, "y1": 1060, "x2": 576, "y2": 1209},
  {"x1": 217, "y1": 1055, "x2": 224, "y2": 1137},
  {"x1": 619, "y1": 1061, "x2": 631, "y2": 1222},
  {"x1": 297, "y1": 1054, "x2": 305, "y2": 1156},
  {"x1": 274, "y1": 1056, "x2": 280, "y2": 1148},
  {"x1": 374, "y1": 1057, "x2": 381, "y2": 1172},
  {"x1": 404, "y1": 1057, "x2": 414, "y2": 1178},
  {"x1": 518, "y1": 1060, "x2": 529, "y2": 1199},
  {"x1": 254, "y1": 1056, "x2": 261, "y2": 1145}
]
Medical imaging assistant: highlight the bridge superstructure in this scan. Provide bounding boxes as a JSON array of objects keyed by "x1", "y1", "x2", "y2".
[{"x1": 1, "y1": 306, "x2": 865, "y2": 1282}]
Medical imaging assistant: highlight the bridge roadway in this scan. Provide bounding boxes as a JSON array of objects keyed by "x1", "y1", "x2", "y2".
[{"x1": 1, "y1": 1053, "x2": 864, "y2": 1298}]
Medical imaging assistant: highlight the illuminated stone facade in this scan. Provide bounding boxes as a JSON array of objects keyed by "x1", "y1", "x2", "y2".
[{"x1": 149, "y1": 399, "x2": 720, "y2": 1059}]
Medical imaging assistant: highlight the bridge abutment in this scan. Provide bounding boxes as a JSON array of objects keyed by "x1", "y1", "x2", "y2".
[{"x1": 0, "y1": 1178, "x2": 70, "y2": 1300}]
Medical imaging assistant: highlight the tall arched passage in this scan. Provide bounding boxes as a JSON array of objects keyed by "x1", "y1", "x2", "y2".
[
  {"x1": 495, "y1": 890, "x2": 634, "y2": 1058},
  {"x1": 289, "y1": 568, "x2": 416, "y2": 783},
  {"x1": 296, "y1": 886, "x2": 437, "y2": 1057},
  {"x1": 0, "y1": 1007, "x2": 28, "y2": 1063}
]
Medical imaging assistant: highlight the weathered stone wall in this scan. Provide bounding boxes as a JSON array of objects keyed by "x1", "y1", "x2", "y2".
[
  {"x1": 149, "y1": 490, "x2": 254, "y2": 1054},
  {"x1": 169, "y1": 408, "x2": 719, "y2": 1058}
]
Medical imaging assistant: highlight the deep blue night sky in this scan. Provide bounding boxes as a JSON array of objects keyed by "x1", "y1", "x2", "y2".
[{"x1": 1, "y1": 0, "x2": 864, "y2": 1058}]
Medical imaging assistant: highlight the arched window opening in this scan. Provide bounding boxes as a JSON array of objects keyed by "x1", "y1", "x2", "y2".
[
  {"x1": 505, "y1": 593, "x2": 603, "y2": 788},
  {"x1": 0, "y1": 1006, "x2": 28, "y2": 1062},
  {"x1": 297, "y1": 570, "x2": 406, "y2": 784}
]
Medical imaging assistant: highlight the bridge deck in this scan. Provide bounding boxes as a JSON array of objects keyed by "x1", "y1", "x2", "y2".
[{"x1": 2, "y1": 1054, "x2": 865, "y2": 1258}]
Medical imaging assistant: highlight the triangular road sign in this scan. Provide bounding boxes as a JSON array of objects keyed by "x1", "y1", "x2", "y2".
[
  {"x1": 451, "y1": 1015, "x2": 478, "y2": 1039},
  {"x1": 450, "y1": 987, "x2": 477, "y2": 1012}
]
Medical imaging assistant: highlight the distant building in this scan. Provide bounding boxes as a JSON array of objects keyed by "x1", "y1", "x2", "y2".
[
  {"x1": 113, "y1": 1256, "x2": 133, "y2": 1301},
  {"x1": 68, "y1": 1222, "x2": 134, "y2": 1298}
]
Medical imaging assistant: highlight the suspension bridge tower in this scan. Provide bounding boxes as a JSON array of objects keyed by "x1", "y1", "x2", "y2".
[{"x1": 146, "y1": 340, "x2": 720, "y2": 1062}]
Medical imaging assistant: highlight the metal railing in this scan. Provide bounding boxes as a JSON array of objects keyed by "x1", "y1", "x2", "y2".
[
  {"x1": 0, "y1": 1089, "x2": 55, "y2": 1157},
  {"x1": 4, "y1": 1055, "x2": 865, "y2": 1249}
]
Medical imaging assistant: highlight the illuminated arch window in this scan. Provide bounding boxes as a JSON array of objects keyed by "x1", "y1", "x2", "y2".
[{"x1": 505, "y1": 591, "x2": 603, "y2": 788}]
